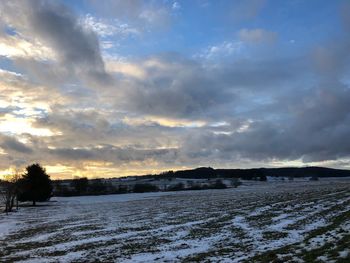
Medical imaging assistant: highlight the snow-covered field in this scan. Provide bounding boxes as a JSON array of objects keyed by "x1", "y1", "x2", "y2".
[{"x1": 1, "y1": 179, "x2": 350, "y2": 262}]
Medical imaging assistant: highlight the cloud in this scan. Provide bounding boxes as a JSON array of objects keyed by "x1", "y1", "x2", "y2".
[
  {"x1": 0, "y1": 135, "x2": 33, "y2": 154},
  {"x1": 48, "y1": 145, "x2": 176, "y2": 164},
  {"x1": 81, "y1": 14, "x2": 140, "y2": 39},
  {"x1": 172, "y1": 2, "x2": 181, "y2": 11},
  {"x1": 312, "y1": 42, "x2": 350, "y2": 79},
  {"x1": 116, "y1": 55, "x2": 237, "y2": 119},
  {"x1": 112, "y1": 53, "x2": 306, "y2": 121},
  {"x1": 0, "y1": 0, "x2": 113, "y2": 88},
  {"x1": 178, "y1": 73, "x2": 350, "y2": 164},
  {"x1": 0, "y1": 106, "x2": 21, "y2": 117},
  {"x1": 30, "y1": 107, "x2": 184, "y2": 152},
  {"x1": 0, "y1": 68, "x2": 69, "y2": 118},
  {"x1": 89, "y1": 0, "x2": 172, "y2": 30},
  {"x1": 106, "y1": 60, "x2": 147, "y2": 79},
  {"x1": 196, "y1": 41, "x2": 244, "y2": 60},
  {"x1": 1, "y1": 0, "x2": 350, "y2": 178},
  {"x1": 238, "y1": 28, "x2": 277, "y2": 44},
  {"x1": 0, "y1": 34, "x2": 55, "y2": 60}
]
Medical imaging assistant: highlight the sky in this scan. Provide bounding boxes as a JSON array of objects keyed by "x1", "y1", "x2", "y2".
[{"x1": 1, "y1": 0, "x2": 350, "y2": 179}]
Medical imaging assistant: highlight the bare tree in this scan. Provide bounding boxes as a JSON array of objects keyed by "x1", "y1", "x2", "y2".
[{"x1": 1, "y1": 171, "x2": 21, "y2": 214}]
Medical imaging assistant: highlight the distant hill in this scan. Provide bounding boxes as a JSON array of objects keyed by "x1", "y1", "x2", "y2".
[{"x1": 150, "y1": 166, "x2": 350, "y2": 180}]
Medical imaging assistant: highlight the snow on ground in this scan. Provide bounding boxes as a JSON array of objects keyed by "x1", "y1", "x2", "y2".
[{"x1": 0, "y1": 178, "x2": 350, "y2": 262}]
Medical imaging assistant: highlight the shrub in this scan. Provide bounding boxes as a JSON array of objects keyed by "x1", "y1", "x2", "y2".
[
  {"x1": 133, "y1": 183, "x2": 159, "y2": 193},
  {"x1": 71, "y1": 177, "x2": 89, "y2": 194},
  {"x1": 310, "y1": 175, "x2": 319, "y2": 181},
  {"x1": 231, "y1": 178, "x2": 242, "y2": 188},
  {"x1": 167, "y1": 182, "x2": 184, "y2": 191},
  {"x1": 212, "y1": 179, "x2": 227, "y2": 189}
]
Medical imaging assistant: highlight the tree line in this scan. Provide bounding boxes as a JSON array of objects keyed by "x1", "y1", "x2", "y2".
[
  {"x1": 53, "y1": 177, "x2": 241, "y2": 197},
  {"x1": 0, "y1": 163, "x2": 52, "y2": 213},
  {"x1": 143, "y1": 166, "x2": 350, "y2": 180},
  {"x1": 144, "y1": 167, "x2": 268, "y2": 181}
]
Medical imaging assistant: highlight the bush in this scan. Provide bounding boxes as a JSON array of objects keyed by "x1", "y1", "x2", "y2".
[
  {"x1": 88, "y1": 179, "x2": 107, "y2": 194},
  {"x1": 231, "y1": 178, "x2": 242, "y2": 188},
  {"x1": 310, "y1": 175, "x2": 319, "y2": 181},
  {"x1": 259, "y1": 175, "x2": 267, "y2": 181},
  {"x1": 115, "y1": 185, "x2": 128, "y2": 194},
  {"x1": 53, "y1": 181, "x2": 75, "y2": 196},
  {"x1": 167, "y1": 182, "x2": 184, "y2": 191},
  {"x1": 187, "y1": 184, "x2": 203, "y2": 190},
  {"x1": 71, "y1": 177, "x2": 89, "y2": 194},
  {"x1": 212, "y1": 179, "x2": 227, "y2": 189},
  {"x1": 133, "y1": 183, "x2": 159, "y2": 193}
]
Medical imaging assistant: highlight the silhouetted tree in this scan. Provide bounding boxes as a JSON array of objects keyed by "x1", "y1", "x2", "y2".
[
  {"x1": 18, "y1": 164, "x2": 52, "y2": 206},
  {"x1": 71, "y1": 177, "x2": 89, "y2": 194},
  {"x1": 53, "y1": 180, "x2": 72, "y2": 196},
  {"x1": 88, "y1": 179, "x2": 107, "y2": 194}
]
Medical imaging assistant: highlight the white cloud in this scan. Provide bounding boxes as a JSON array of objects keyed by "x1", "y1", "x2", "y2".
[
  {"x1": 105, "y1": 60, "x2": 146, "y2": 79},
  {"x1": 172, "y1": 2, "x2": 181, "y2": 10},
  {"x1": 0, "y1": 114, "x2": 56, "y2": 137},
  {"x1": 139, "y1": 8, "x2": 170, "y2": 29},
  {"x1": 101, "y1": 41, "x2": 115, "y2": 49},
  {"x1": 196, "y1": 41, "x2": 244, "y2": 60},
  {"x1": 88, "y1": 0, "x2": 172, "y2": 31},
  {"x1": 81, "y1": 14, "x2": 140, "y2": 38},
  {"x1": 0, "y1": 35, "x2": 55, "y2": 60}
]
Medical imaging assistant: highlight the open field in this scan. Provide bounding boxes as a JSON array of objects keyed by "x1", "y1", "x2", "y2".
[{"x1": 1, "y1": 179, "x2": 350, "y2": 262}]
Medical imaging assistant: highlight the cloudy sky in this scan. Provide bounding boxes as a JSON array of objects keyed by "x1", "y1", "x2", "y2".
[{"x1": 1, "y1": 0, "x2": 350, "y2": 179}]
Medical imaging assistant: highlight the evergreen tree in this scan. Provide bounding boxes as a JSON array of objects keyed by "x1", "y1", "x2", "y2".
[{"x1": 18, "y1": 164, "x2": 53, "y2": 206}]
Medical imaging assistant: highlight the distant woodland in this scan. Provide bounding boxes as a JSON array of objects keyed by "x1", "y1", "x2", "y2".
[
  {"x1": 51, "y1": 166, "x2": 350, "y2": 197},
  {"x1": 148, "y1": 166, "x2": 350, "y2": 179}
]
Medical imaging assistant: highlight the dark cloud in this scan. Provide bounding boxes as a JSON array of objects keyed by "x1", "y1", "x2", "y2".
[
  {"x1": 312, "y1": 41, "x2": 350, "y2": 80},
  {"x1": 1, "y1": 0, "x2": 113, "y2": 88},
  {"x1": 32, "y1": 3, "x2": 103, "y2": 68},
  {"x1": 180, "y1": 81, "x2": 350, "y2": 164},
  {"x1": 48, "y1": 144, "x2": 177, "y2": 164},
  {"x1": 0, "y1": 135, "x2": 33, "y2": 154},
  {"x1": 117, "y1": 54, "x2": 307, "y2": 120}
]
